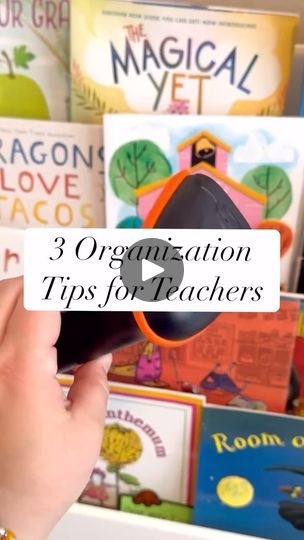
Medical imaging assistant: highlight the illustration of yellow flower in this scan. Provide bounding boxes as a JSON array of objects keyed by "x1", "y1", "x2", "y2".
[
  {"x1": 101, "y1": 423, "x2": 143, "y2": 465},
  {"x1": 100, "y1": 423, "x2": 143, "y2": 508}
]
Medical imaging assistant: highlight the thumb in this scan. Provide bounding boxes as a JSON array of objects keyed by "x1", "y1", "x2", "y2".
[{"x1": 68, "y1": 355, "x2": 111, "y2": 424}]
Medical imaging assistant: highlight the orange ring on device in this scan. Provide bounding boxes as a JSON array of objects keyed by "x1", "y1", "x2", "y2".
[{"x1": 133, "y1": 169, "x2": 208, "y2": 348}]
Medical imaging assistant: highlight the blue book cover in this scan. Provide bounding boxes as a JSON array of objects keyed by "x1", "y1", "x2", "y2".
[{"x1": 193, "y1": 406, "x2": 304, "y2": 539}]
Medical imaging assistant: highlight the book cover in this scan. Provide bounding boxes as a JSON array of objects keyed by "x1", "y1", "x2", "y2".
[
  {"x1": 294, "y1": 245, "x2": 304, "y2": 294},
  {"x1": 292, "y1": 296, "x2": 304, "y2": 416},
  {"x1": 299, "y1": 69, "x2": 304, "y2": 118},
  {"x1": 0, "y1": 117, "x2": 105, "y2": 228},
  {"x1": 104, "y1": 114, "x2": 304, "y2": 290},
  {"x1": 109, "y1": 298, "x2": 300, "y2": 414},
  {"x1": 296, "y1": 255, "x2": 304, "y2": 294},
  {"x1": 59, "y1": 378, "x2": 203, "y2": 522},
  {"x1": 70, "y1": 0, "x2": 298, "y2": 123},
  {"x1": 0, "y1": 0, "x2": 70, "y2": 121},
  {"x1": 0, "y1": 226, "x2": 23, "y2": 280},
  {"x1": 193, "y1": 405, "x2": 304, "y2": 539}
]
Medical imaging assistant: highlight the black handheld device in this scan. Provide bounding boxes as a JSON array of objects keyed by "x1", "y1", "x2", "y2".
[{"x1": 56, "y1": 172, "x2": 250, "y2": 371}]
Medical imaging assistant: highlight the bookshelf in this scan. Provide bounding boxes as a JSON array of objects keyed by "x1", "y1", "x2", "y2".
[
  {"x1": 49, "y1": 504, "x2": 267, "y2": 540},
  {"x1": 1, "y1": 2, "x2": 304, "y2": 540}
]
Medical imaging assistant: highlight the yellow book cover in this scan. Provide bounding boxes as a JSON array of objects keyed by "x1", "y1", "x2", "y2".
[{"x1": 70, "y1": 0, "x2": 298, "y2": 123}]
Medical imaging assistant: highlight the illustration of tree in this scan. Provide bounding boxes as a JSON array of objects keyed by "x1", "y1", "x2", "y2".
[
  {"x1": 101, "y1": 423, "x2": 143, "y2": 507},
  {"x1": 242, "y1": 165, "x2": 292, "y2": 219},
  {"x1": 109, "y1": 140, "x2": 172, "y2": 208}
]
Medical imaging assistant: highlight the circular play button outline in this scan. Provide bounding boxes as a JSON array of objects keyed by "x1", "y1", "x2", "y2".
[{"x1": 120, "y1": 237, "x2": 184, "y2": 302}]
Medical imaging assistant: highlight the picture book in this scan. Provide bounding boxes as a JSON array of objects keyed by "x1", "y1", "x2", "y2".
[
  {"x1": 104, "y1": 114, "x2": 304, "y2": 290},
  {"x1": 70, "y1": 0, "x2": 298, "y2": 123},
  {"x1": 193, "y1": 405, "x2": 304, "y2": 540},
  {"x1": 0, "y1": 0, "x2": 70, "y2": 121},
  {"x1": 59, "y1": 378, "x2": 203, "y2": 522},
  {"x1": 294, "y1": 245, "x2": 304, "y2": 294},
  {"x1": 0, "y1": 226, "x2": 23, "y2": 280},
  {"x1": 296, "y1": 256, "x2": 304, "y2": 294},
  {"x1": 0, "y1": 117, "x2": 105, "y2": 229},
  {"x1": 292, "y1": 295, "x2": 304, "y2": 416},
  {"x1": 109, "y1": 297, "x2": 300, "y2": 414}
]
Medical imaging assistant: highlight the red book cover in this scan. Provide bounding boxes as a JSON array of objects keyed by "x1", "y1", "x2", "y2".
[{"x1": 110, "y1": 300, "x2": 299, "y2": 413}]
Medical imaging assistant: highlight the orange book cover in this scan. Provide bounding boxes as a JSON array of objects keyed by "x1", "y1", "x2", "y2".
[{"x1": 110, "y1": 299, "x2": 299, "y2": 413}]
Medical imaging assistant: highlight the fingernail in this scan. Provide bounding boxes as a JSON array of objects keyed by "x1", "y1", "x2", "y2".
[{"x1": 101, "y1": 354, "x2": 112, "y2": 374}]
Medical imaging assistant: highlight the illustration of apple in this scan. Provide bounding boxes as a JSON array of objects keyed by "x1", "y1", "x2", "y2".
[{"x1": 0, "y1": 46, "x2": 49, "y2": 120}]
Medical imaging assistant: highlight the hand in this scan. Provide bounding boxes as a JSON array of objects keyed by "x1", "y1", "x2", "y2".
[{"x1": 0, "y1": 277, "x2": 110, "y2": 540}]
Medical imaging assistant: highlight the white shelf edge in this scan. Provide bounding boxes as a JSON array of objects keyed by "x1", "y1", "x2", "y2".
[{"x1": 50, "y1": 503, "x2": 268, "y2": 540}]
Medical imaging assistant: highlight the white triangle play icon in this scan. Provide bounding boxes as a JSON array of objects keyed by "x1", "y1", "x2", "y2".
[{"x1": 142, "y1": 259, "x2": 165, "y2": 282}]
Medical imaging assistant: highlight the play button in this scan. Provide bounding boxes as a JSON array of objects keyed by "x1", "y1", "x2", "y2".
[
  {"x1": 142, "y1": 259, "x2": 165, "y2": 282},
  {"x1": 120, "y1": 238, "x2": 184, "y2": 302}
]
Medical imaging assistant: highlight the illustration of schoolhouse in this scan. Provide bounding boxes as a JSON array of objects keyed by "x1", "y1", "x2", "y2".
[{"x1": 135, "y1": 130, "x2": 267, "y2": 226}]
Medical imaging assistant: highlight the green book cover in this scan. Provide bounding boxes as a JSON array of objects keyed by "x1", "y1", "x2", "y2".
[{"x1": 0, "y1": 0, "x2": 69, "y2": 120}]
